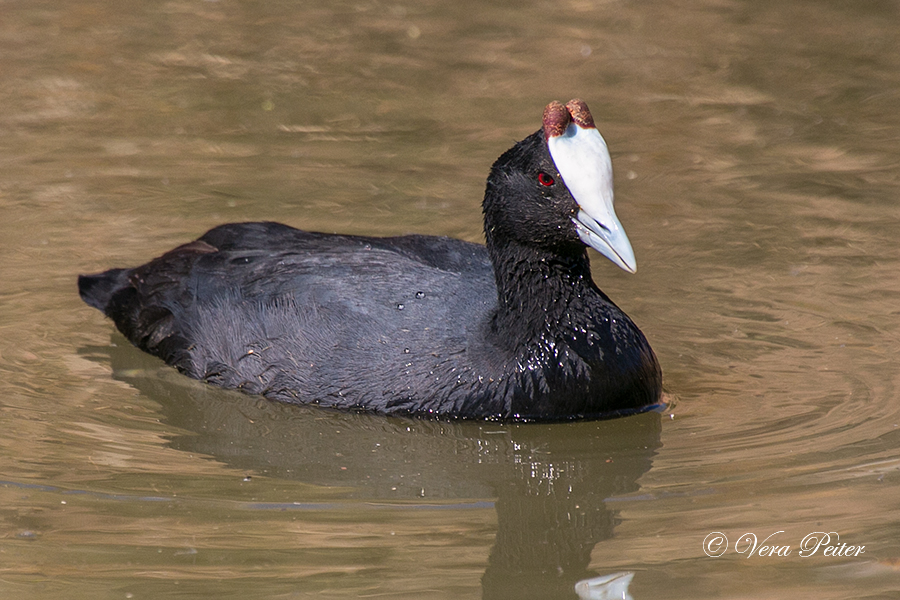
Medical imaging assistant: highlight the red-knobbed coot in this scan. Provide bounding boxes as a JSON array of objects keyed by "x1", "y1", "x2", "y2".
[{"x1": 79, "y1": 99, "x2": 662, "y2": 421}]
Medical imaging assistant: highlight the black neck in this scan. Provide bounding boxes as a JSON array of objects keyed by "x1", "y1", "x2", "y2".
[{"x1": 486, "y1": 234, "x2": 597, "y2": 348}]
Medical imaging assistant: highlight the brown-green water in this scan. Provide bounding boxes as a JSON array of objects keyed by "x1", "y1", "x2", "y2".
[{"x1": 2, "y1": 1, "x2": 899, "y2": 598}]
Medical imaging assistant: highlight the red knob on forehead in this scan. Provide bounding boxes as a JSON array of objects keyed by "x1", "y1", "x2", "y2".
[
  {"x1": 565, "y1": 98, "x2": 595, "y2": 129},
  {"x1": 542, "y1": 100, "x2": 571, "y2": 140}
]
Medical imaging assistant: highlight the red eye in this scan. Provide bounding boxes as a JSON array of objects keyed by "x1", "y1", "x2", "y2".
[{"x1": 538, "y1": 172, "x2": 555, "y2": 186}]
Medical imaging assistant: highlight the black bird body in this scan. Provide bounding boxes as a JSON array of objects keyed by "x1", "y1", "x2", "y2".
[{"x1": 79, "y1": 101, "x2": 662, "y2": 421}]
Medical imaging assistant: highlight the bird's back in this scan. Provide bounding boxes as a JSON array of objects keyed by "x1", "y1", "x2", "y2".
[{"x1": 79, "y1": 222, "x2": 505, "y2": 415}]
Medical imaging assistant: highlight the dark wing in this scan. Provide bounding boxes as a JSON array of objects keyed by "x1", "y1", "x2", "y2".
[{"x1": 79, "y1": 222, "x2": 498, "y2": 408}]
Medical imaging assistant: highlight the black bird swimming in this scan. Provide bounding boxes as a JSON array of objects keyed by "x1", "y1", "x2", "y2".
[{"x1": 79, "y1": 99, "x2": 662, "y2": 421}]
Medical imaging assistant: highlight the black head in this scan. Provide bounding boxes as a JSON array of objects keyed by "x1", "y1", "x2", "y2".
[
  {"x1": 482, "y1": 99, "x2": 637, "y2": 273},
  {"x1": 483, "y1": 130, "x2": 583, "y2": 254}
]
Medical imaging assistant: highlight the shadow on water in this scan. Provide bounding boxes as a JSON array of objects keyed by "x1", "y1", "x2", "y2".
[{"x1": 90, "y1": 336, "x2": 661, "y2": 600}]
